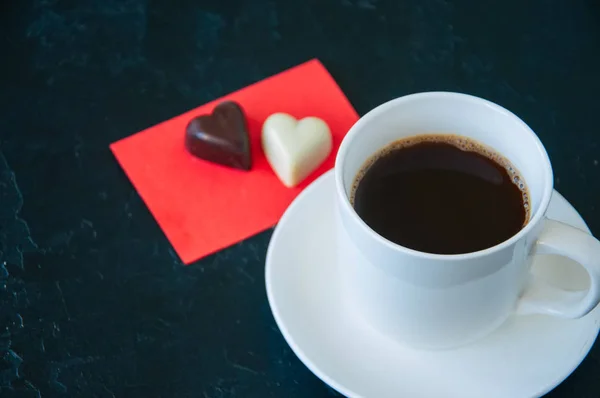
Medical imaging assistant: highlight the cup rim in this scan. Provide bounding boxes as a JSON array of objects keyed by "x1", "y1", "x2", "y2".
[{"x1": 334, "y1": 91, "x2": 554, "y2": 261}]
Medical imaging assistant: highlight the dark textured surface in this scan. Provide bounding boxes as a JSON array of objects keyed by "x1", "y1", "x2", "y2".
[{"x1": 1, "y1": 0, "x2": 600, "y2": 396}]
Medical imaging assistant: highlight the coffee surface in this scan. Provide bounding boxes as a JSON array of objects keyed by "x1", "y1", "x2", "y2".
[{"x1": 351, "y1": 135, "x2": 529, "y2": 254}]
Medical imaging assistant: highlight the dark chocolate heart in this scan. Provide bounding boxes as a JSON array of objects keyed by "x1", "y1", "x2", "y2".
[{"x1": 185, "y1": 101, "x2": 252, "y2": 170}]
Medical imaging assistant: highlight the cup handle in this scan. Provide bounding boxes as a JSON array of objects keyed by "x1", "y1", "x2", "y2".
[{"x1": 516, "y1": 218, "x2": 600, "y2": 318}]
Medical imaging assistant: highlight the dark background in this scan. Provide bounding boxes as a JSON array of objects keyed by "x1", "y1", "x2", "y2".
[{"x1": 1, "y1": 0, "x2": 600, "y2": 397}]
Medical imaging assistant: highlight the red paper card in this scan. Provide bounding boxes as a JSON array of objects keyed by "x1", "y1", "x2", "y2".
[{"x1": 110, "y1": 59, "x2": 359, "y2": 264}]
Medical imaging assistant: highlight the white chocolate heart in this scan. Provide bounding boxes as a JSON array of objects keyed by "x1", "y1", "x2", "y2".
[{"x1": 262, "y1": 113, "x2": 333, "y2": 188}]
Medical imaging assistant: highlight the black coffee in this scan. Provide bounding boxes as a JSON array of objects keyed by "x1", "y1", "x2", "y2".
[{"x1": 351, "y1": 135, "x2": 529, "y2": 254}]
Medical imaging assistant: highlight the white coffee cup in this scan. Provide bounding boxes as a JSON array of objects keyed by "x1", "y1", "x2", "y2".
[{"x1": 335, "y1": 92, "x2": 600, "y2": 350}]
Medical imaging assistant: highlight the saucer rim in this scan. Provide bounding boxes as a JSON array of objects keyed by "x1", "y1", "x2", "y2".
[
  {"x1": 265, "y1": 170, "x2": 597, "y2": 398},
  {"x1": 266, "y1": 171, "x2": 357, "y2": 398}
]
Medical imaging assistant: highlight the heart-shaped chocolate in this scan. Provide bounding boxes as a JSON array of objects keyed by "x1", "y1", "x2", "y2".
[
  {"x1": 185, "y1": 101, "x2": 252, "y2": 170},
  {"x1": 262, "y1": 113, "x2": 332, "y2": 187}
]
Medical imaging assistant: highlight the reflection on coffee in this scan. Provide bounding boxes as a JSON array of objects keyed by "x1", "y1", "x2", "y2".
[{"x1": 351, "y1": 134, "x2": 530, "y2": 254}]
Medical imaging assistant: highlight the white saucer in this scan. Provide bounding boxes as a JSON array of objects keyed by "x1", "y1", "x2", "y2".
[{"x1": 265, "y1": 171, "x2": 600, "y2": 398}]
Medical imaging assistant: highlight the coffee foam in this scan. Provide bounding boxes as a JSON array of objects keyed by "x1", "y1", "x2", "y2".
[{"x1": 350, "y1": 134, "x2": 531, "y2": 225}]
